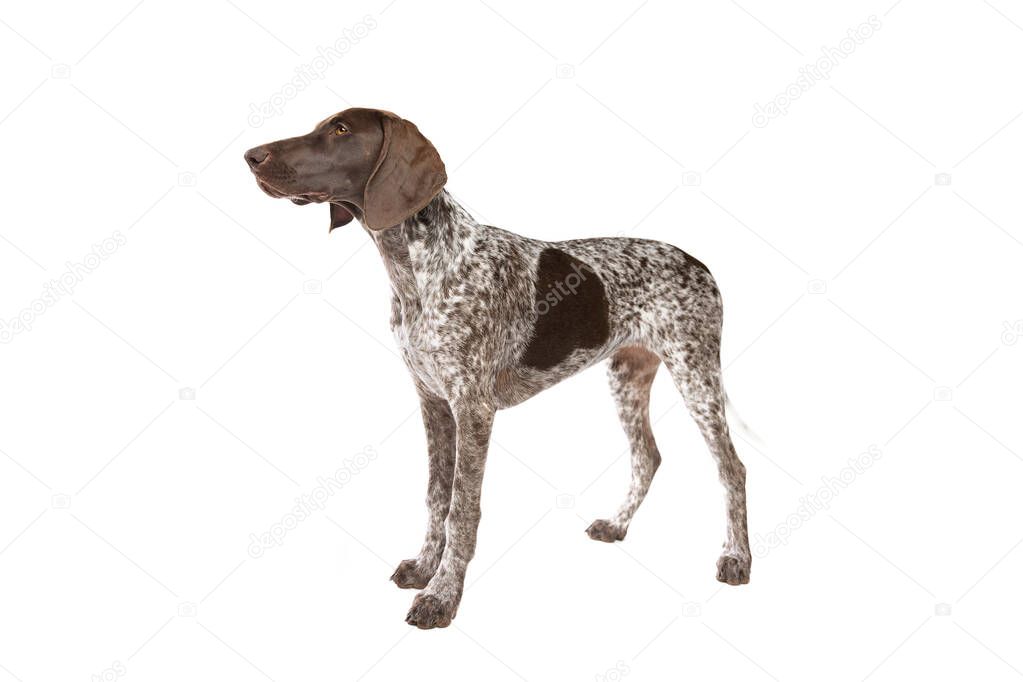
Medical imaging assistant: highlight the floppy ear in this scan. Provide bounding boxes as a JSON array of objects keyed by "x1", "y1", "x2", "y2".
[{"x1": 362, "y1": 113, "x2": 447, "y2": 231}]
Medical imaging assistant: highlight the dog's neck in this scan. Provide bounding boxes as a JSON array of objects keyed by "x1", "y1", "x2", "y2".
[
  {"x1": 367, "y1": 190, "x2": 479, "y2": 322},
  {"x1": 406, "y1": 189, "x2": 479, "y2": 254}
]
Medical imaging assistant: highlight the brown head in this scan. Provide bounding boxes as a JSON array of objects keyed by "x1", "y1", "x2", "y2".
[{"x1": 243, "y1": 108, "x2": 447, "y2": 231}]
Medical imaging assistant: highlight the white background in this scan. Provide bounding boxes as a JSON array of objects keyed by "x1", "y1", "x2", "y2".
[{"x1": 1, "y1": 1, "x2": 1022, "y2": 680}]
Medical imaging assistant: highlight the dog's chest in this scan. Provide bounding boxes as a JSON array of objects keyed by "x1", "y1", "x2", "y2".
[
  {"x1": 379, "y1": 249, "x2": 461, "y2": 394},
  {"x1": 389, "y1": 288, "x2": 457, "y2": 397},
  {"x1": 371, "y1": 210, "x2": 532, "y2": 400}
]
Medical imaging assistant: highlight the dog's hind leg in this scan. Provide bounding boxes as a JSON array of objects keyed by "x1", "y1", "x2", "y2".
[
  {"x1": 660, "y1": 333, "x2": 751, "y2": 585},
  {"x1": 586, "y1": 346, "x2": 662, "y2": 543}
]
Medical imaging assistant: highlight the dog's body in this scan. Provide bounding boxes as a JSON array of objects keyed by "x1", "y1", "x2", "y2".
[{"x1": 246, "y1": 108, "x2": 750, "y2": 629}]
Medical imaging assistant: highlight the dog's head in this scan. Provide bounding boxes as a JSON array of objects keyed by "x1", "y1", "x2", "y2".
[{"x1": 244, "y1": 108, "x2": 447, "y2": 231}]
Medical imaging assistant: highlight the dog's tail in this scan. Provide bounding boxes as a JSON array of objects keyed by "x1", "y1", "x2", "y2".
[{"x1": 724, "y1": 388, "x2": 763, "y2": 446}]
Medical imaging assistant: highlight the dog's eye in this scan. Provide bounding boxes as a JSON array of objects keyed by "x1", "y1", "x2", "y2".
[{"x1": 333, "y1": 125, "x2": 348, "y2": 136}]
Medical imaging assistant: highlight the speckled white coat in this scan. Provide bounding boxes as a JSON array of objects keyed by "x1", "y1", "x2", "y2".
[{"x1": 373, "y1": 191, "x2": 751, "y2": 629}]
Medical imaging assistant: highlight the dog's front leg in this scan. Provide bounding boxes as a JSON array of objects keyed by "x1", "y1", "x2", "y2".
[
  {"x1": 405, "y1": 396, "x2": 494, "y2": 629},
  {"x1": 391, "y1": 388, "x2": 455, "y2": 589}
]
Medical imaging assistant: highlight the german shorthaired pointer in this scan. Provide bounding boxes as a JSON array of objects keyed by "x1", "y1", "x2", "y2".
[{"x1": 244, "y1": 108, "x2": 751, "y2": 629}]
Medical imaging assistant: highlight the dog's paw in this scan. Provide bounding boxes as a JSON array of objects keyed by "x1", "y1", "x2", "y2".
[
  {"x1": 716, "y1": 554, "x2": 751, "y2": 585},
  {"x1": 390, "y1": 559, "x2": 434, "y2": 590},
  {"x1": 585, "y1": 519, "x2": 627, "y2": 543},
  {"x1": 405, "y1": 592, "x2": 457, "y2": 629}
]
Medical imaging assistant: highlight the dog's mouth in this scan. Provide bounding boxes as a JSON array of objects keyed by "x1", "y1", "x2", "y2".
[
  {"x1": 253, "y1": 176, "x2": 355, "y2": 230},
  {"x1": 256, "y1": 179, "x2": 330, "y2": 205}
]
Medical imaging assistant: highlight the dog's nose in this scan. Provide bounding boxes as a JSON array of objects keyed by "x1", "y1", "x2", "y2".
[{"x1": 245, "y1": 146, "x2": 270, "y2": 169}]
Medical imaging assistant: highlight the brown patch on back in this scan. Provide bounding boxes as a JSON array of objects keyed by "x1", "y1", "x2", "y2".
[{"x1": 521, "y1": 248, "x2": 610, "y2": 370}]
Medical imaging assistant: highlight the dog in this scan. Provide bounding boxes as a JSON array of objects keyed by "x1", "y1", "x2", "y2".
[{"x1": 245, "y1": 108, "x2": 750, "y2": 629}]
